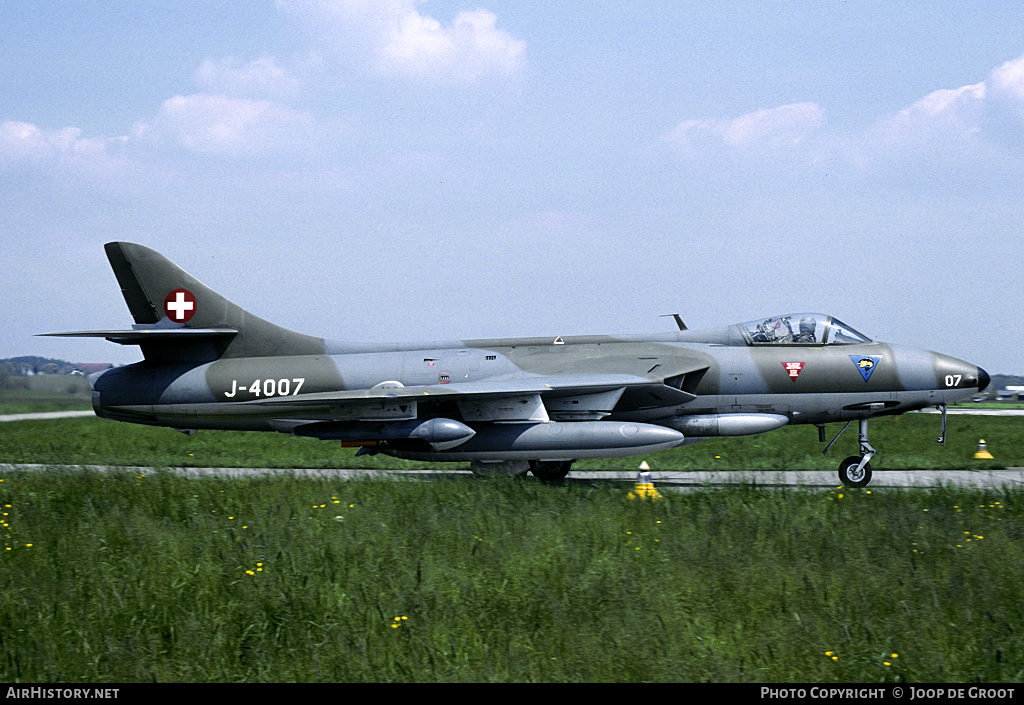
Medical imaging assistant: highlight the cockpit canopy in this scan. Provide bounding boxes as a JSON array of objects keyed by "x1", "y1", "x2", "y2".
[{"x1": 740, "y1": 314, "x2": 872, "y2": 345}]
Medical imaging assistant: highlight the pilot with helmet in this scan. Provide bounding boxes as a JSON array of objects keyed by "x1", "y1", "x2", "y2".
[{"x1": 794, "y1": 316, "x2": 817, "y2": 343}]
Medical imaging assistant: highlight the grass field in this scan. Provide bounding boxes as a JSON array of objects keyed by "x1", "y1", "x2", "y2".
[
  {"x1": 1, "y1": 468, "x2": 1022, "y2": 682},
  {"x1": 1, "y1": 411, "x2": 1022, "y2": 682},
  {"x1": 0, "y1": 382, "x2": 92, "y2": 416}
]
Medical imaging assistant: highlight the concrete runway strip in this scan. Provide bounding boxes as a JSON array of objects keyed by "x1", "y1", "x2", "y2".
[
  {"x1": 2, "y1": 464, "x2": 1022, "y2": 490},
  {"x1": 0, "y1": 410, "x2": 95, "y2": 422}
]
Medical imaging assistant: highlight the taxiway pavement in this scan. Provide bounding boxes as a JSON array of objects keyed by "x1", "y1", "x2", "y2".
[{"x1": 2, "y1": 464, "x2": 1022, "y2": 490}]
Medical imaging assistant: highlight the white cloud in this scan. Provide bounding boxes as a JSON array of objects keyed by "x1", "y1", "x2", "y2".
[
  {"x1": 276, "y1": 0, "x2": 526, "y2": 85},
  {"x1": 194, "y1": 56, "x2": 302, "y2": 99},
  {"x1": 988, "y1": 54, "x2": 1024, "y2": 119},
  {"x1": 0, "y1": 120, "x2": 133, "y2": 183},
  {"x1": 134, "y1": 94, "x2": 318, "y2": 158},
  {"x1": 662, "y1": 51, "x2": 1024, "y2": 171},
  {"x1": 867, "y1": 82, "x2": 986, "y2": 150},
  {"x1": 663, "y1": 102, "x2": 825, "y2": 158}
]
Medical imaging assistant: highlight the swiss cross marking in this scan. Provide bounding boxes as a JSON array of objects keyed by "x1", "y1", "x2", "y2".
[
  {"x1": 164, "y1": 289, "x2": 197, "y2": 322},
  {"x1": 782, "y1": 361, "x2": 805, "y2": 382}
]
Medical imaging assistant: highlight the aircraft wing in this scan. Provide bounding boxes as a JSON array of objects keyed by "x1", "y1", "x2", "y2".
[
  {"x1": 253, "y1": 375, "x2": 694, "y2": 404},
  {"x1": 249, "y1": 370, "x2": 702, "y2": 423}
]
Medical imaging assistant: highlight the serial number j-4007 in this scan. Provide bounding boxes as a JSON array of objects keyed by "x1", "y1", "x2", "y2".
[{"x1": 224, "y1": 378, "x2": 305, "y2": 398}]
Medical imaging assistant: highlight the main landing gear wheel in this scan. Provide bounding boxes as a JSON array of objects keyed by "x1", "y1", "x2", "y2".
[
  {"x1": 838, "y1": 456, "x2": 872, "y2": 488},
  {"x1": 529, "y1": 460, "x2": 572, "y2": 482}
]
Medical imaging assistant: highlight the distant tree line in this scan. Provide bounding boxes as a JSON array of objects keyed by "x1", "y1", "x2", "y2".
[
  {"x1": 1, "y1": 357, "x2": 79, "y2": 390},
  {"x1": 2, "y1": 356, "x2": 77, "y2": 375},
  {"x1": 991, "y1": 374, "x2": 1024, "y2": 386}
]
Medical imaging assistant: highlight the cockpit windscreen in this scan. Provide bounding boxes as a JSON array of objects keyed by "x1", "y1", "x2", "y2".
[{"x1": 741, "y1": 314, "x2": 872, "y2": 345}]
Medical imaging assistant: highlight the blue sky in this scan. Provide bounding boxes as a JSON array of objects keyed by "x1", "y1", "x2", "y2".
[{"x1": 3, "y1": 1, "x2": 1023, "y2": 374}]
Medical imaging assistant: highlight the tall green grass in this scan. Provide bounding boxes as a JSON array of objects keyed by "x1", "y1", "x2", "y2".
[{"x1": 1, "y1": 468, "x2": 1022, "y2": 682}]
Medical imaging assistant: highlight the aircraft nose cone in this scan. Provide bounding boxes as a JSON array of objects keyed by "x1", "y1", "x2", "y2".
[{"x1": 978, "y1": 366, "x2": 991, "y2": 392}]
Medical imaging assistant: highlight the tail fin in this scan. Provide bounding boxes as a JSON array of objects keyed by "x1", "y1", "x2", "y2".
[{"x1": 100, "y1": 242, "x2": 326, "y2": 361}]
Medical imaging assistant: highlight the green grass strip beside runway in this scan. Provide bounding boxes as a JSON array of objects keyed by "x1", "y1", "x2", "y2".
[{"x1": 1, "y1": 468, "x2": 1022, "y2": 682}]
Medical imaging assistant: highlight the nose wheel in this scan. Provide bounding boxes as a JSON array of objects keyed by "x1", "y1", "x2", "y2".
[
  {"x1": 822, "y1": 418, "x2": 876, "y2": 487},
  {"x1": 837, "y1": 455, "x2": 872, "y2": 487}
]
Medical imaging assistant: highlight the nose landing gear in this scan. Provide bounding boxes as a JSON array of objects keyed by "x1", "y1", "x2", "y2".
[{"x1": 822, "y1": 418, "x2": 875, "y2": 487}]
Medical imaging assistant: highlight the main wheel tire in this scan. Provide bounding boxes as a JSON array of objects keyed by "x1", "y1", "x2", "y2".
[
  {"x1": 529, "y1": 460, "x2": 572, "y2": 482},
  {"x1": 838, "y1": 456, "x2": 872, "y2": 487}
]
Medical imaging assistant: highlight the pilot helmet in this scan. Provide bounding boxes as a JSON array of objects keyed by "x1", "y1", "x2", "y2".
[{"x1": 799, "y1": 317, "x2": 816, "y2": 338}]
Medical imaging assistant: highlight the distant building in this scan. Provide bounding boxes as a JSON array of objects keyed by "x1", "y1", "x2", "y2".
[
  {"x1": 74, "y1": 363, "x2": 113, "y2": 375},
  {"x1": 996, "y1": 386, "x2": 1024, "y2": 401}
]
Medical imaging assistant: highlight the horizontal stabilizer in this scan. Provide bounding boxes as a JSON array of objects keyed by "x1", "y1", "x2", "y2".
[{"x1": 38, "y1": 328, "x2": 238, "y2": 346}]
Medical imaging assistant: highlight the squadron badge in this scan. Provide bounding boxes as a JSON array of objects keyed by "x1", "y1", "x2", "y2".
[{"x1": 849, "y1": 355, "x2": 881, "y2": 382}]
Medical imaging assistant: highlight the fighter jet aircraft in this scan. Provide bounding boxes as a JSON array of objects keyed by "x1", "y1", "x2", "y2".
[{"x1": 43, "y1": 242, "x2": 990, "y2": 487}]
